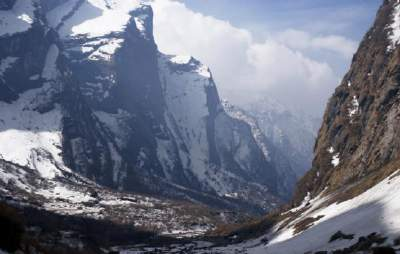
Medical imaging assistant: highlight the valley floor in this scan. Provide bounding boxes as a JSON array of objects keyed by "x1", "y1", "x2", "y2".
[
  {"x1": 119, "y1": 170, "x2": 400, "y2": 254},
  {"x1": 2, "y1": 169, "x2": 400, "y2": 254}
]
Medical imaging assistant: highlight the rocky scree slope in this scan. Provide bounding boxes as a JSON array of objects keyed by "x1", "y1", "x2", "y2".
[{"x1": 0, "y1": 0, "x2": 290, "y2": 218}]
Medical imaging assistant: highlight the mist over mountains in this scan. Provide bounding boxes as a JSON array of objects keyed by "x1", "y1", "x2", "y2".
[{"x1": 0, "y1": 0, "x2": 399, "y2": 253}]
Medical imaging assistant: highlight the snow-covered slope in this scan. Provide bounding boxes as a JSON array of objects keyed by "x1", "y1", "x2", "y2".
[
  {"x1": 130, "y1": 170, "x2": 400, "y2": 253},
  {"x1": 0, "y1": 85, "x2": 66, "y2": 179},
  {"x1": 241, "y1": 96, "x2": 320, "y2": 178},
  {"x1": 156, "y1": 53, "x2": 284, "y2": 210},
  {"x1": 0, "y1": 158, "x2": 222, "y2": 238},
  {"x1": 387, "y1": 0, "x2": 400, "y2": 51},
  {"x1": 222, "y1": 99, "x2": 297, "y2": 199},
  {"x1": 255, "y1": 170, "x2": 400, "y2": 254}
]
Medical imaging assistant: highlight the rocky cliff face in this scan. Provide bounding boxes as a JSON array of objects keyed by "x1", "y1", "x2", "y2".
[
  {"x1": 242, "y1": 97, "x2": 320, "y2": 178},
  {"x1": 0, "y1": 0, "x2": 291, "y2": 213},
  {"x1": 222, "y1": 100, "x2": 297, "y2": 199},
  {"x1": 295, "y1": 0, "x2": 400, "y2": 202}
]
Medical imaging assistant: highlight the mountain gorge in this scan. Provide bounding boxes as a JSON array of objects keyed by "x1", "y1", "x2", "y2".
[
  {"x1": 1, "y1": 0, "x2": 400, "y2": 253},
  {"x1": 241, "y1": 97, "x2": 320, "y2": 178},
  {"x1": 198, "y1": 0, "x2": 400, "y2": 253},
  {"x1": 0, "y1": 0, "x2": 296, "y2": 216},
  {"x1": 121, "y1": 0, "x2": 400, "y2": 252},
  {"x1": 0, "y1": 2, "x2": 310, "y2": 252}
]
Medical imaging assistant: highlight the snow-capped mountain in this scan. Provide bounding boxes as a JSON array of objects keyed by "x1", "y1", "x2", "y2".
[
  {"x1": 2, "y1": 0, "x2": 400, "y2": 253},
  {"x1": 0, "y1": 0, "x2": 292, "y2": 222},
  {"x1": 239, "y1": 96, "x2": 321, "y2": 178},
  {"x1": 222, "y1": 99, "x2": 297, "y2": 199}
]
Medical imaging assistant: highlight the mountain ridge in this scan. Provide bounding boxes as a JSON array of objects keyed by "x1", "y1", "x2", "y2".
[{"x1": 0, "y1": 0, "x2": 294, "y2": 217}]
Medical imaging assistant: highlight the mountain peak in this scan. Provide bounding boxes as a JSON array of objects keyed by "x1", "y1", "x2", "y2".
[{"x1": 163, "y1": 54, "x2": 212, "y2": 79}]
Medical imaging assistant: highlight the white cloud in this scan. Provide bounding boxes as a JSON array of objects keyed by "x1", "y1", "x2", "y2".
[
  {"x1": 247, "y1": 41, "x2": 334, "y2": 89},
  {"x1": 277, "y1": 29, "x2": 357, "y2": 58},
  {"x1": 150, "y1": 0, "x2": 356, "y2": 115}
]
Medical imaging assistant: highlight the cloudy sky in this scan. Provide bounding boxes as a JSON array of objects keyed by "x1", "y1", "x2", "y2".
[{"x1": 150, "y1": 0, "x2": 381, "y2": 116}]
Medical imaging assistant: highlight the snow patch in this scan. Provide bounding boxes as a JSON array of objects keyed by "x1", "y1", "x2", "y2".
[
  {"x1": 134, "y1": 11, "x2": 151, "y2": 39},
  {"x1": 29, "y1": 74, "x2": 40, "y2": 80},
  {"x1": 289, "y1": 192, "x2": 311, "y2": 213},
  {"x1": 348, "y1": 95, "x2": 360, "y2": 120},
  {"x1": 156, "y1": 138, "x2": 176, "y2": 180},
  {"x1": 0, "y1": 165, "x2": 32, "y2": 192},
  {"x1": 41, "y1": 44, "x2": 60, "y2": 81},
  {"x1": 0, "y1": 0, "x2": 35, "y2": 37},
  {"x1": 387, "y1": 0, "x2": 400, "y2": 51},
  {"x1": 168, "y1": 55, "x2": 212, "y2": 79},
  {"x1": 94, "y1": 110, "x2": 131, "y2": 148},
  {"x1": 37, "y1": 183, "x2": 94, "y2": 204},
  {"x1": 248, "y1": 170, "x2": 400, "y2": 254},
  {"x1": 222, "y1": 99, "x2": 271, "y2": 161},
  {"x1": 224, "y1": 192, "x2": 239, "y2": 199},
  {"x1": 87, "y1": 38, "x2": 124, "y2": 61},
  {"x1": 0, "y1": 86, "x2": 67, "y2": 179},
  {"x1": 57, "y1": 0, "x2": 141, "y2": 38},
  {"x1": 170, "y1": 55, "x2": 192, "y2": 65},
  {"x1": 331, "y1": 153, "x2": 340, "y2": 167}
]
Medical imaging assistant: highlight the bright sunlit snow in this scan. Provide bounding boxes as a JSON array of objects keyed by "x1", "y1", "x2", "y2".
[
  {"x1": 388, "y1": 0, "x2": 400, "y2": 51},
  {"x1": 53, "y1": 0, "x2": 141, "y2": 38},
  {"x1": 0, "y1": 86, "x2": 67, "y2": 179},
  {"x1": 331, "y1": 153, "x2": 340, "y2": 167},
  {"x1": 348, "y1": 95, "x2": 360, "y2": 121}
]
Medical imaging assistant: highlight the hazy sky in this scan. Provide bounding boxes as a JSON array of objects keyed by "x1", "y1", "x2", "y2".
[{"x1": 150, "y1": 0, "x2": 382, "y2": 116}]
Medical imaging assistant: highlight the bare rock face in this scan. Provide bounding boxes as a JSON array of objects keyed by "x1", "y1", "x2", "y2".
[
  {"x1": 295, "y1": 0, "x2": 400, "y2": 203},
  {"x1": 0, "y1": 0, "x2": 15, "y2": 10},
  {"x1": 222, "y1": 100, "x2": 298, "y2": 200}
]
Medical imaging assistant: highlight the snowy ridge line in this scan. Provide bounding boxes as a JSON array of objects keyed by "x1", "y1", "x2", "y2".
[
  {"x1": 387, "y1": 0, "x2": 400, "y2": 51},
  {"x1": 157, "y1": 52, "x2": 213, "y2": 190},
  {"x1": 222, "y1": 99, "x2": 271, "y2": 162},
  {"x1": 54, "y1": 0, "x2": 141, "y2": 39}
]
